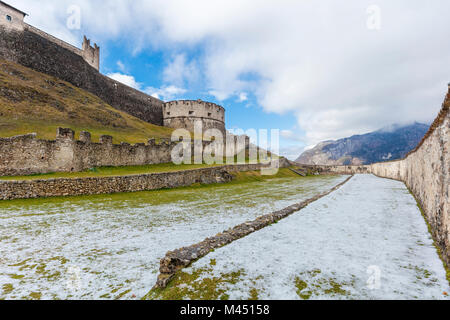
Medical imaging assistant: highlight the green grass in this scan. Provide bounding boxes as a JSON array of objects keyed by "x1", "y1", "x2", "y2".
[
  {"x1": 0, "y1": 59, "x2": 174, "y2": 143},
  {"x1": 0, "y1": 168, "x2": 308, "y2": 210}
]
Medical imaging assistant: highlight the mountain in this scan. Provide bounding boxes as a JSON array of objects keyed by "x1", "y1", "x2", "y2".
[
  {"x1": 0, "y1": 59, "x2": 173, "y2": 143},
  {"x1": 296, "y1": 123, "x2": 429, "y2": 165}
]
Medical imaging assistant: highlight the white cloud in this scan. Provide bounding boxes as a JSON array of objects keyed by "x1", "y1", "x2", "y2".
[
  {"x1": 106, "y1": 72, "x2": 187, "y2": 100},
  {"x1": 279, "y1": 145, "x2": 308, "y2": 161},
  {"x1": 106, "y1": 73, "x2": 142, "y2": 90},
  {"x1": 116, "y1": 61, "x2": 127, "y2": 73},
  {"x1": 280, "y1": 130, "x2": 305, "y2": 143},
  {"x1": 11, "y1": 0, "x2": 450, "y2": 146},
  {"x1": 145, "y1": 85, "x2": 187, "y2": 101},
  {"x1": 163, "y1": 54, "x2": 199, "y2": 87},
  {"x1": 238, "y1": 92, "x2": 248, "y2": 102}
]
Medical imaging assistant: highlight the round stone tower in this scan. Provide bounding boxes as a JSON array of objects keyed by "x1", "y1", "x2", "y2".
[{"x1": 163, "y1": 100, "x2": 226, "y2": 135}]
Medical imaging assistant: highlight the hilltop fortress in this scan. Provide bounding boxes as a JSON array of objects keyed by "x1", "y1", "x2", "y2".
[{"x1": 0, "y1": 1, "x2": 225, "y2": 134}]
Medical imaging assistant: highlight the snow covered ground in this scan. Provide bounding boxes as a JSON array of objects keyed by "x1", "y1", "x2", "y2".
[
  {"x1": 0, "y1": 175, "x2": 346, "y2": 300},
  {"x1": 173, "y1": 175, "x2": 449, "y2": 300}
]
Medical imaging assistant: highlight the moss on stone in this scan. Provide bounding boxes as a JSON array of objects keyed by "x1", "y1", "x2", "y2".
[
  {"x1": 295, "y1": 278, "x2": 311, "y2": 300},
  {"x1": 2, "y1": 284, "x2": 13, "y2": 295},
  {"x1": 248, "y1": 288, "x2": 259, "y2": 300},
  {"x1": 144, "y1": 266, "x2": 245, "y2": 300},
  {"x1": 294, "y1": 270, "x2": 352, "y2": 300}
]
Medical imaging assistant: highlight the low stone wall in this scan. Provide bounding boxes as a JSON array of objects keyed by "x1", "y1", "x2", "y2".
[
  {"x1": 309, "y1": 86, "x2": 450, "y2": 265},
  {"x1": 0, "y1": 163, "x2": 276, "y2": 201},
  {"x1": 154, "y1": 175, "x2": 354, "y2": 288}
]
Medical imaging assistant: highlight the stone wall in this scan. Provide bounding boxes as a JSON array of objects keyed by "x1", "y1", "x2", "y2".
[
  {"x1": 0, "y1": 163, "x2": 280, "y2": 201},
  {"x1": 164, "y1": 100, "x2": 226, "y2": 135},
  {"x1": 0, "y1": 128, "x2": 269, "y2": 177},
  {"x1": 0, "y1": 27, "x2": 164, "y2": 125},
  {"x1": 310, "y1": 86, "x2": 450, "y2": 265},
  {"x1": 0, "y1": 166, "x2": 232, "y2": 200},
  {"x1": 0, "y1": 128, "x2": 180, "y2": 176}
]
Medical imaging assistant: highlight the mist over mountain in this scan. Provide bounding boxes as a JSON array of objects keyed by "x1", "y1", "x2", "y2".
[{"x1": 296, "y1": 123, "x2": 430, "y2": 165}]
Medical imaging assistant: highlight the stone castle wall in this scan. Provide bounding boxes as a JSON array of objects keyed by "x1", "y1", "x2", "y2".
[
  {"x1": 0, "y1": 27, "x2": 165, "y2": 125},
  {"x1": 0, "y1": 128, "x2": 179, "y2": 176},
  {"x1": 0, "y1": 163, "x2": 283, "y2": 201},
  {"x1": 164, "y1": 100, "x2": 226, "y2": 135},
  {"x1": 315, "y1": 86, "x2": 450, "y2": 265},
  {"x1": 0, "y1": 128, "x2": 254, "y2": 177}
]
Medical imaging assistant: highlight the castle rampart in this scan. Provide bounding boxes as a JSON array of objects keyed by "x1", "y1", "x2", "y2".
[
  {"x1": 0, "y1": 128, "x2": 254, "y2": 177},
  {"x1": 164, "y1": 100, "x2": 226, "y2": 135},
  {"x1": 0, "y1": 128, "x2": 179, "y2": 176}
]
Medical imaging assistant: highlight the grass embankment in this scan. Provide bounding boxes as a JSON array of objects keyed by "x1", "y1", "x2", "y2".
[{"x1": 0, "y1": 59, "x2": 173, "y2": 143}]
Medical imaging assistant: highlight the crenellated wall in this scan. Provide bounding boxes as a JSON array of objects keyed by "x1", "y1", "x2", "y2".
[
  {"x1": 0, "y1": 128, "x2": 182, "y2": 176},
  {"x1": 0, "y1": 128, "x2": 256, "y2": 177},
  {"x1": 164, "y1": 100, "x2": 226, "y2": 135}
]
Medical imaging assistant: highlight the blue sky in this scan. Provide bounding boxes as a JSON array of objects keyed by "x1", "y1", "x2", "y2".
[{"x1": 8, "y1": 0, "x2": 450, "y2": 159}]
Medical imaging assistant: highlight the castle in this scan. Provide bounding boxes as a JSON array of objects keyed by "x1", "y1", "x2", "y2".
[{"x1": 0, "y1": 0, "x2": 226, "y2": 135}]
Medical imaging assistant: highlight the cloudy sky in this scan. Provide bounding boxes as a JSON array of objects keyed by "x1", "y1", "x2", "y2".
[{"x1": 9, "y1": 0, "x2": 450, "y2": 159}]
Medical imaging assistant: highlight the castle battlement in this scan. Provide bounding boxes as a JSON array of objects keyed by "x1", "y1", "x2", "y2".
[{"x1": 164, "y1": 100, "x2": 226, "y2": 134}]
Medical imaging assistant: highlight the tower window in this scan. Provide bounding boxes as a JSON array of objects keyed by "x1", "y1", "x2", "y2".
[
  {"x1": 189, "y1": 111, "x2": 194, "y2": 115},
  {"x1": 6, "y1": 15, "x2": 12, "y2": 22},
  {"x1": 167, "y1": 112, "x2": 170, "y2": 116},
  {"x1": 208, "y1": 113, "x2": 212, "y2": 117}
]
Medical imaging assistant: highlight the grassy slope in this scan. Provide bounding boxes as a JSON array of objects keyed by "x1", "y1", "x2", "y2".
[{"x1": 0, "y1": 59, "x2": 173, "y2": 143}]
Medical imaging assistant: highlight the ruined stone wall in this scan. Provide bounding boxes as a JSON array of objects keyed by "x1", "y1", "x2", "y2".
[{"x1": 0, "y1": 27, "x2": 164, "y2": 125}]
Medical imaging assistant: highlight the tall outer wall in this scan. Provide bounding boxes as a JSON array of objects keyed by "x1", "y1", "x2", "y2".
[
  {"x1": 0, "y1": 27, "x2": 164, "y2": 125},
  {"x1": 317, "y1": 86, "x2": 450, "y2": 265}
]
